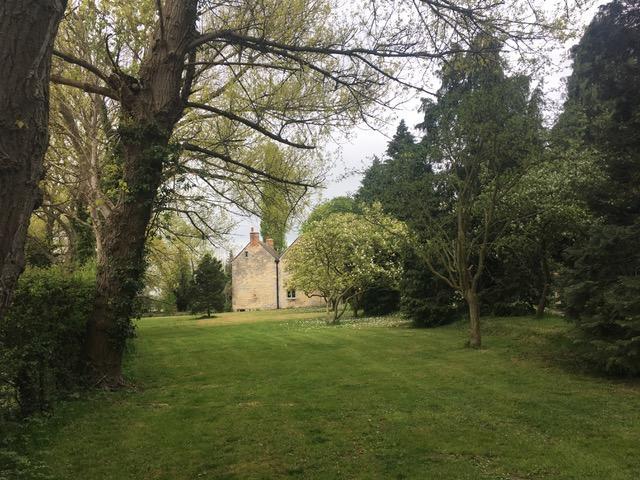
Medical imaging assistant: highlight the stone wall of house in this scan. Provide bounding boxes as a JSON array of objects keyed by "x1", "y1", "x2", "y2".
[
  {"x1": 232, "y1": 240, "x2": 278, "y2": 311},
  {"x1": 278, "y1": 252, "x2": 326, "y2": 310}
]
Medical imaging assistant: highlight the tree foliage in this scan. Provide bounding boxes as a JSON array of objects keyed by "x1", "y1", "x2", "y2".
[
  {"x1": 189, "y1": 254, "x2": 226, "y2": 317},
  {"x1": 300, "y1": 197, "x2": 361, "y2": 233},
  {"x1": 357, "y1": 120, "x2": 460, "y2": 326},
  {"x1": 357, "y1": 120, "x2": 430, "y2": 221},
  {"x1": 417, "y1": 37, "x2": 545, "y2": 347},
  {"x1": 145, "y1": 234, "x2": 196, "y2": 313},
  {"x1": 558, "y1": 0, "x2": 640, "y2": 375},
  {"x1": 1, "y1": 264, "x2": 95, "y2": 416},
  {"x1": 257, "y1": 142, "x2": 314, "y2": 252},
  {"x1": 286, "y1": 206, "x2": 407, "y2": 323},
  {"x1": 301, "y1": 196, "x2": 399, "y2": 318},
  {"x1": 483, "y1": 152, "x2": 593, "y2": 317}
]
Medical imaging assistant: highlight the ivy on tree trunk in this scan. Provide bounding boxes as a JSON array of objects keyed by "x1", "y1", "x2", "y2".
[{"x1": 85, "y1": 0, "x2": 198, "y2": 385}]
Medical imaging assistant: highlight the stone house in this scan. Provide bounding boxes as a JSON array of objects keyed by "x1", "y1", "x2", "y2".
[{"x1": 231, "y1": 228, "x2": 325, "y2": 311}]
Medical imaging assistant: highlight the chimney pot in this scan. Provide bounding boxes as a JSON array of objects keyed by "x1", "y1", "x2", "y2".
[{"x1": 250, "y1": 228, "x2": 260, "y2": 246}]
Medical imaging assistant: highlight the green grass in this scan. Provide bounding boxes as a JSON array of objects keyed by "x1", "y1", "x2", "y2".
[{"x1": 22, "y1": 311, "x2": 640, "y2": 479}]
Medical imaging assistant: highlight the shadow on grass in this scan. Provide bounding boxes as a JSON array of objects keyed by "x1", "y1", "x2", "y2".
[{"x1": 482, "y1": 315, "x2": 640, "y2": 385}]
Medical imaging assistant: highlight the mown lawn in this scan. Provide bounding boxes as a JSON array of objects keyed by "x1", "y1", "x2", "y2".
[{"x1": 22, "y1": 310, "x2": 640, "y2": 479}]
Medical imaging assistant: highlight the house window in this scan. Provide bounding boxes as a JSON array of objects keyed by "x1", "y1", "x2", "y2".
[
  {"x1": 287, "y1": 289, "x2": 296, "y2": 299},
  {"x1": 244, "y1": 251, "x2": 248, "y2": 258}
]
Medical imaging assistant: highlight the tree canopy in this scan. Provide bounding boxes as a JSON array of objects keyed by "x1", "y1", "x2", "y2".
[
  {"x1": 410, "y1": 37, "x2": 545, "y2": 346},
  {"x1": 300, "y1": 196, "x2": 361, "y2": 233},
  {"x1": 286, "y1": 205, "x2": 407, "y2": 323},
  {"x1": 558, "y1": 0, "x2": 640, "y2": 376},
  {"x1": 190, "y1": 254, "x2": 226, "y2": 317}
]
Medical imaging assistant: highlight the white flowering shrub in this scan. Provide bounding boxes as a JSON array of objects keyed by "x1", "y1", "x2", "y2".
[{"x1": 286, "y1": 204, "x2": 407, "y2": 323}]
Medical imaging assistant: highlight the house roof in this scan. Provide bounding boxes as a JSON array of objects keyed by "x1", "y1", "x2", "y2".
[
  {"x1": 278, "y1": 236, "x2": 300, "y2": 260},
  {"x1": 231, "y1": 239, "x2": 280, "y2": 262},
  {"x1": 260, "y1": 241, "x2": 279, "y2": 259}
]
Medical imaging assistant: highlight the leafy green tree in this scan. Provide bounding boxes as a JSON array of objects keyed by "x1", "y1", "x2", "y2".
[
  {"x1": 357, "y1": 120, "x2": 459, "y2": 326},
  {"x1": 260, "y1": 191, "x2": 288, "y2": 253},
  {"x1": 361, "y1": 286, "x2": 401, "y2": 317},
  {"x1": 303, "y1": 196, "x2": 373, "y2": 319},
  {"x1": 487, "y1": 154, "x2": 593, "y2": 317},
  {"x1": 286, "y1": 205, "x2": 407, "y2": 324},
  {"x1": 223, "y1": 251, "x2": 233, "y2": 312},
  {"x1": 558, "y1": 0, "x2": 640, "y2": 375},
  {"x1": 190, "y1": 254, "x2": 226, "y2": 317},
  {"x1": 563, "y1": 224, "x2": 640, "y2": 375},
  {"x1": 144, "y1": 217, "x2": 211, "y2": 313},
  {"x1": 418, "y1": 37, "x2": 544, "y2": 347},
  {"x1": 257, "y1": 142, "x2": 314, "y2": 252},
  {"x1": 357, "y1": 120, "x2": 430, "y2": 216},
  {"x1": 301, "y1": 197, "x2": 360, "y2": 233},
  {"x1": 302, "y1": 195, "x2": 401, "y2": 318},
  {"x1": 399, "y1": 250, "x2": 463, "y2": 327},
  {"x1": 557, "y1": 0, "x2": 640, "y2": 225},
  {"x1": 173, "y1": 259, "x2": 192, "y2": 312}
]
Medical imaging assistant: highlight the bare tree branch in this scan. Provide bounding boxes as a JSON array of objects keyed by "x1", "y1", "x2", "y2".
[
  {"x1": 185, "y1": 102, "x2": 315, "y2": 150},
  {"x1": 53, "y1": 49, "x2": 113, "y2": 85},
  {"x1": 181, "y1": 143, "x2": 319, "y2": 188},
  {"x1": 50, "y1": 74, "x2": 119, "y2": 100}
]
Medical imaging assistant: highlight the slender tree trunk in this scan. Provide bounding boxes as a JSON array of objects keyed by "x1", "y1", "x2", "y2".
[
  {"x1": 536, "y1": 283, "x2": 549, "y2": 318},
  {"x1": 466, "y1": 289, "x2": 481, "y2": 348},
  {"x1": 536, "y1": 251, "x2": 551, "y2": 318},
  {"x1": 326, "y1": 298, "x2": 340, "y2": 325},
  {"x1": 0, "y1": 0, "x2": 66, "y2": 319}
]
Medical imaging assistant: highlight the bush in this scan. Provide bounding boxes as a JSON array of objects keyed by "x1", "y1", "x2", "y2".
[
  {"x1": 400, "y1": 255, "x2": 462, "y2": 327},
  {"x1": 362, "y1": 284, "x2": 400, "y2": 317},
  {"x1": 0, "y1": 419, "x2": 52, "y2": 480},
  {"x1": 489, "y1": 301, "x2": 535, "y2": 317},
  {"x1": 479, "y1": 253, "x2": 538, "y2": 317},
  {"x1": 0, "y1": 264, "x2": 95, "y2": 416},
  {"x1": 561, "y1": 223, "x2": 640, "y2": 376}
]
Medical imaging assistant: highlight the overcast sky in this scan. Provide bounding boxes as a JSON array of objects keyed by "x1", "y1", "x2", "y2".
[{"x1": 220, "y1": 0, "x2": 608, "y2": 257}]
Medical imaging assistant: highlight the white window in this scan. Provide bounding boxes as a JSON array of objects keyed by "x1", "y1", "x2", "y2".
[{"x1": 287, "y1": 289, "x2": 296, "y2": 299}]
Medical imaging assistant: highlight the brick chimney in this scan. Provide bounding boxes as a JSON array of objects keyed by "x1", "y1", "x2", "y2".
[
  {"x1": 250, "y1": 227, "x2": 260, "y2": 246},
  {"x1": 265, "y1": 238, "x2": 275, "y2": 249}
]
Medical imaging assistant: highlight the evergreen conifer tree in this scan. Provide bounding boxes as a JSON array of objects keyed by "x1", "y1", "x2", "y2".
[
  {"x1": 559, "y1": 0, "x2": 640, "y2": 375},
  {"x1": 190, "y1": 254, "x2": 226, "y2": 317}
]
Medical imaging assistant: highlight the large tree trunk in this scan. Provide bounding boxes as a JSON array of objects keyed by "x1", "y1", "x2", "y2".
[
  {"x1": 87, "y1": 128, "x2": 168, "y2": 383},
  {"x1": 466, "y1": 290, "x2": 481, "y2": 348},
  {"x1": 85, "y1": 0, "x2": 198, "y2": 384},
  {"x1": 0, "y1": 0, "x2": 66, "y2": 319}
]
